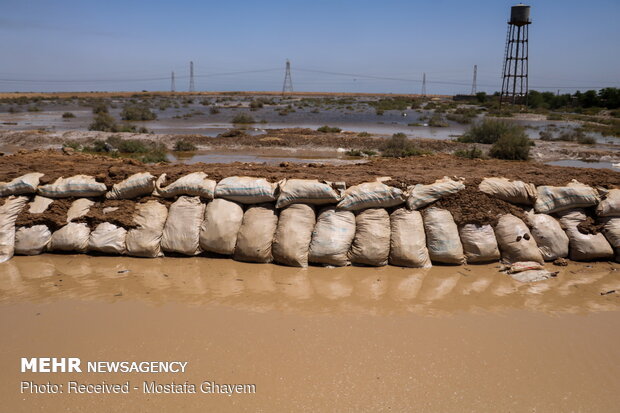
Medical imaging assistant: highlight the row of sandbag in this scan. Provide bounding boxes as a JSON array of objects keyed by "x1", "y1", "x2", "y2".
[{"x1": 2, "y1": 194, "x2": 618, "y2": 266}]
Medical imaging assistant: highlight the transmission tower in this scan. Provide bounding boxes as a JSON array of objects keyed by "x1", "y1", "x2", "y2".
[
  {"x1": 421, "y1": 73, "x2": 427, "y2": 96},
  {"x1": 171, "y1": 71, "x2": 176, "y2": 92},
  {"x1": 471, "y1": 65, "x2": 477, "y2": 95},
  {"x1": 189, "y1": 61, "x2": 195, "y2": 92},
  {"x1": 282, "y1": 59, "x2": 293, "y2": 94},
  {"x1": 500, "y1": 4, "x2": 531, "y2": 106}
]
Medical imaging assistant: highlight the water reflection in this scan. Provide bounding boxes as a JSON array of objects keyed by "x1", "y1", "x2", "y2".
[{"x1": 0, "y1": 255, "x2": 618, "y2": 316}]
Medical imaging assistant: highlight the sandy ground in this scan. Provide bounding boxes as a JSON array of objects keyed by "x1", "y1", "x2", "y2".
[{"x1": 0, "y1": 255, "x2": 619, "y2": 412}]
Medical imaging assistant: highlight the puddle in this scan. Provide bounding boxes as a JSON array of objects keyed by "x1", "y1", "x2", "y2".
[{"x1": 545, "y1": 159, "x2": 619, "y2": 170}]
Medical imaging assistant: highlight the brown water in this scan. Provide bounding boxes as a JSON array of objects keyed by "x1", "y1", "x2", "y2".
[{"x1": 1, "y1": 255, "x2": 619, "y2": 412}]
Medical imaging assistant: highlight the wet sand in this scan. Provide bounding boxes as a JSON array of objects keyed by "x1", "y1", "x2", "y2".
[{"x1": 1, "y1": 255, "x2": 619, "y2": 411}]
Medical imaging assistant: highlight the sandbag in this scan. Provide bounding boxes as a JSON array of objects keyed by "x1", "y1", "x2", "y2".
[
  {"x1": 0, "y1": 172, "x2": 44, "y2": 196},
  {"x1": 215, "y1": 176, "x2": 277, "y2": 204},
  {"x1": 14, "y1": 225, "x2": 52, "y2": 255},
  {"x1": 407, "y1": 177, "x2": 465, "y2": 210},
  {"x1": 423, "y1": 208, "x2": 465, "y2": 264},
  {"x1": 388, "y1": 208, "x2": 431, "y2": 268},
  {"x1": 534, "y1": 180, "x2": 600, "y2": 214},
  {"x1": 597, "y1": 189, "x2": 620, "y2": 217},
  {"x1": 88, "y1": 222, "x2": 127, "y2": 255},
  {"x1": 308, "y1": 206, "x2": 356, "y2": 267},
  {"x1": 66, "y1": 198, "x2": 94, "y2": 222},
  {"x1": 106, "y1": 172, "x2": 156, "y2": 199},
  {"x1": 155, "y1": 172, "x2": 216, "y2": 199},
  {"x1": 199, "y1": 199, "x2": 244, "y2": 255},
  {"x1": 276, "y1": 179, "x2": 341, "y2": 209},
  {"x1": 272, "y1": 204, "x2": 316, "y2": 267},
  {"x1": 478, "y1": 177, "x2": 537, "y2": 205},
  {"x1": 27, "y1": 196, "x2": 54, "y2": 213},
  {"x1": 348, "y1": 208, "x2": 390, "y2": 266},
  {"x1": 233, "y1": 204, "x2": 278, "y2": 263},
  {"x1": 337, "y1": 181, "x2": 405, "y2": 211},
  {"x1": 495, "y1": 214, "x2": 544, "y2": 264},
  {"x1": 161, "y1": 196, "x2": 205, "y2": 256},
  {"x1": 38, "y1": 175, "x2": 107, "y2": 198},
  {"x1": 125, "y1": 200, "x2": 168, "y2": 258},
  {"x1": 602, "y1": 217, "x2": 620, "y2": 261},
  {"x1": 0, "y1": 196, "x2": 29, "y2": 263},
  {"x1": 459, "y1": 224, "x2": 500, "y2": 263},
  {"x1": 527, "y1": 213, "x2": 569, "y2": 261},
  {"x1": 558, "y1": 209, "x2": 614, "y2": 261},
  {"x1": 49, "y1": 222, "x2": 90, "y2": 252}
]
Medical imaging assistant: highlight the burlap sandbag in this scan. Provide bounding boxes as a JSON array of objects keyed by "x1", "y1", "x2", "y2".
[
  {"x1": 88, "y1": 222, "x2": 127, "y2": 255},
  {"x1": 478, "y1": 177, "x2": 537, "y2": 205},
  {"x1": 15, "y1": 225, "x2": 52, "y2": 255},
  {"x1": 272, "y1": 204, "x2": 316, "y2": 267},
  {"x1": 106, "y1": 172, "x2": 156, "y2": 200},
  {"x1": 66, "y1": 198, "x2": 94, "y2": 222},
  {"x1": 27, "y1": 196, "x2": 54, "y2": 214},
  {"x1": 234, "y1": 203, "x2": 278, "y2": 263},
  {"x1": 337, "y1": 181, "x2": 405, "y2": 211},
  {"x1": 161, "y1": 196, "x2": 205, "y2": 256},
  {"x1": 0, "y1": 196, "x2": 29, "y2": 263},
  {"x1": 534, "y1": 180, "x2": 600, "y2": 214},
  {"x1": 308, "y1": 206, "x2": 356, "y2": 267},
  {"x1": 199, "y1": 199, "x2": 244, "y2": 255},
  {"x1": 348, "y1": 208, "x2": 390, "y2": 266},
  {"x1": 49, "y1": 222, "x2": 90, "y2": 253},
  {"x1": 155, "y1": 172, "x2": 216, "y2": 199},
  {"x1": 423, "y1": 207, "x2": 465, "y2": 265},
  {"x1": 215, "y1": 176, "x2": 277, "y2": 204},
  {"x1": 389, "y1": 207, "x2": 431, "y2": 268},
  {"x1": 125, "y1": 200, "x2": 168, "y2": 258},
  {"x1": 459, "y1": 224, "x2": 500, "y2": 263},
  {"x1": 557, "y1": 209, "x2": 614, "y2": 261},
  {"x1": 495, "y1": 214, "x2": 543, "y2": 264},
  {"x1": 407, "y1": 177, "x2": 465, "y2": 210},
  {"x1": 0, "y1": 173, "x2": 44, "y2": 196},
  {"x1": 276, "y1": 179, "x2": 341, "y2": 209},
  {"x1": 527, "y1": 213, "x2": 569, "y2": 261},
  {"x1": 602, "y1": 217, "x2": 620, "y2": 261},
  {"x1": 38, "y1": 175, "x2": 107, "y2": 198},
  {"x1": 597, "y1": 189, "x2": 620, "y2": 217}
]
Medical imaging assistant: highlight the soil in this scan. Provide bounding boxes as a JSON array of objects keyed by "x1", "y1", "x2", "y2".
[
  {"x1": 73, "y1": 200, "x2": 138, "y2": 229},
  {"x1": 15, "y1": 198, "x2": 72, "y2": 231}
]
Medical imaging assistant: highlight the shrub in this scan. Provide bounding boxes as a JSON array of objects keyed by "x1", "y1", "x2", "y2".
[
  {"x1": 117, "y1": 139, "x2": 149, "y2": 153},
  {"x1": 231, "y1": 113, "x2": 255, "y2": 124},
  {"x1": 428, "y1": 113, "x2": 448, "y2": 127},
  {"x1": 458, "y1": 119, "x2": 525, "y2": 144},
  {"x1": 317, "y1": 125, "x2": 342, "y2": 133},
  {"x1": 577, "y1": 135, "x2": 596, "y2": 145},
  {"x1": 62, "y1": 112, "x2": 75, "y2": 118},
  {"x1": 89, "y1": 113, "x2": 118, "y2": 132},
  {"x1": 249, "y1": 100, "x2": 264, "y2": 110},
  {"x1": 120, "y1": 105, "x2": 157, "y2": 121},
  {"x1": 381, "y1": 133, "x2": 424, "y2": 157},
  {"x1": 28, "y1": 106, "x2": 41, "y2": 112},
  {"x1": 174, "y1": 140, "x2": 197, "y2": 151},
  {"x1": 489, "y1": 134, "x2": 531, "y2": 160},
  {"x1": 92, "y1": 103, "x2": 108, "y2": 114},
  {"x1": 8, "y1": 107, "x2": 19, "y2": 113},
  {"x1": 358, "y1": 131, "x2": 370, "y2": 137},
  {"x1": 454, "y1": 146, "x2": 483, "y2": 159}
]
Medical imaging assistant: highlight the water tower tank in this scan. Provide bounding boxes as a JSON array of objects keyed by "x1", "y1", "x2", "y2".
[{"x1": 510, "y1": 4, "x2": 531, "y2": 25}]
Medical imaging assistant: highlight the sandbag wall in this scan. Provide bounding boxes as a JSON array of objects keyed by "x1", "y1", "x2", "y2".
[{"x1": 1, "y1": 172, "x2": 619, "y2": 267}]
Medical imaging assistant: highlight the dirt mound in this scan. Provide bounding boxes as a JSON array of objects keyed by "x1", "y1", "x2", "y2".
[
  {"x1": 15, "y1": 198, "x2": 72, "y2": 231},
  {"x1": 73, "y1": 200, "x2": 138, "y2": 229}
]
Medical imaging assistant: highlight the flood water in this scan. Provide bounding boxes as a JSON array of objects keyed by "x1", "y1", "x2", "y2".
[{"x1": 1, "y1": 255, "x2": 619, "y2": 411}]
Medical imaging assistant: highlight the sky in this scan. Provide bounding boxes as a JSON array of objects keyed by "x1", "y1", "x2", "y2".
[{"x1": 0, "y1": 0, "x2": 618, "y2": 94}]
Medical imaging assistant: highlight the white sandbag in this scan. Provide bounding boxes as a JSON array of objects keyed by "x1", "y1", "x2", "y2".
[
  {"x1": 125, "y1": 200, "x2": 168, "y2": 258},
  {"x1": 557, "y1": 209, "x2": 614, "y2": 261},
  {"x1": 478, "y1": 177, "x2": 537, "y2": 205},
  {"x1": 49, "y1": 222, "x2": 90, "y2": 252},
  {"x1": 14, "y1": 225, "x2": 52, "y2": 255},
  {"x1": 423, "y1": 208, "x2": 465, "y2": 264},
  {"x1": 234, "y1": 203, "x2": 278, "y2": 263},
  {"x1": 38, "y1": 175, "x2": 107, "y2": 198},
  {"x1": 337, "y1": 181, "x2": 405, "y2": 211},
  {"x1": 459, "y1": 224, "x2": 500, "y2": 263},
  {"x1": 276, "y1": 179, "x2": 341, "y2": 208},
  {"x1": 155, "y1": 172, "x2": 216, "y2": 199},
  {"x1": 0, "y1": 196, "x2": 29, "y2": 263},
  {"x1": 88, "y1": 222, "x2": 127, "y2": 255},
  {"x1": 215, "y1": 176, "x2": 277, "y2": 204},
  {"x1": 308, "y1": 206, "x2": 356, "y2": 267},
  {"x1": 199, "y1": 199, "x2": 244, "y2": 255},
  {"x1": 27, "y1": 196, "x2": 54, "y2": 213},
  {"x1": 106, "y1": 172, "x2": 156, "y2": 199},
  {"x1": 407, "y1": 177, "x2": 465, "y2": 210},
  {"x1": 161, "y1": 196, "x2": 205, "y2": 256},
  {"x1": 602, "y1": 217, "x2": 620, "y2": 261},
  {"x1": 66, "y1": 198, "x2": 94, "y2": 222},
  {"x1": 272, "y1": 204, "x2": 316, "y2": 267},
  {"x1": 0, "y1": 173, "x2": 44, "y2": 196},
  {"x1": 389, "y1": 208, "x2": 431, "y2": 268},
  {"x1": 495, "y1": 214, "x2": 544, "y2": 264},
  {"x1": 527, "y1": 213, "x2": 569, "y2": 261},
  {"x1": 597, "y1": 189, "x2": 620, "y2": 217},
  {"x1": 534, "y1": 180, "x2": 600, "y2": 214},
  {"x1": 348, "y1": 208, "x2": 391, "y2": 266}
]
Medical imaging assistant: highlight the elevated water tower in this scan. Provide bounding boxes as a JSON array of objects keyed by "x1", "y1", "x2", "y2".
[{"x1": 500, "y1": 4, "x2": 531, "y2": 106}]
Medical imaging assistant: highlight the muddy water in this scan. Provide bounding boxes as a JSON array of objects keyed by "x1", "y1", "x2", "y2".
[{"x1": 1, "y1": 255, "x2": 619, "y2": 412}]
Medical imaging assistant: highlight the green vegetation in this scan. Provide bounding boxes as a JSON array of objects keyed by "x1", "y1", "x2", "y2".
[
  {"x1": 489, "y1": 134, "x2": 531, "y2": 160},
  {"x1": 120, "y1": 104, "x2": 157, "y2": 121},
  {"x1": 231, "y1": 113, "x2": 255, "y2": 124},
  {"x1": 369, "y1": 96, "x2": 419, "y2": 112},
  {"x1": 209, "y1": 106, "x2": 220, "y2": 115},
  {"x1": 62, "y1": 112, "x2": 75, "y2": 119},
  {"x1": 77, "y1": 136, "x2": 167, "y2": 163},
  {"x1": 249, "y1": 100, "x2": 264, "y2": 110},
  {"x1": 428, "y1": 113, "x2": 448, "y2": 127},
  {"x1": 539, "y1": 129, "x2": 596, "y2": 145},
  {"x1": 89, "y1": 113, "x2": 148, "y2": 133},
  {"x1": 317, "y1": 125, "x2": 342, "y2": 133},
  {"x1": 381, "y1": 133, "x2": 425, "y2": 157},
  {"x1": 454, "y1": 146, "x2": 484, "y2": 159},
  {"x1": 358, "y1": 131, "x2": 370, "y2": 137},
  {"x1": 173, "y1": 140, "x2": 197, "y2": 151},
  {"x1": 458, "y1": 119, "x2": 531, "y2": 160},
  {"x1": 345, "y1": 149, "x2": 377, "y2": 157},
  {"x1": 528, "y1": 88, "x2": 620, "y2": 110},
  {"x1": 27, "y1": 106, "x2": 41, "y2": 112},
  {"x1": 92, "y1": 102, "x2": 108, "y2": 114}
]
